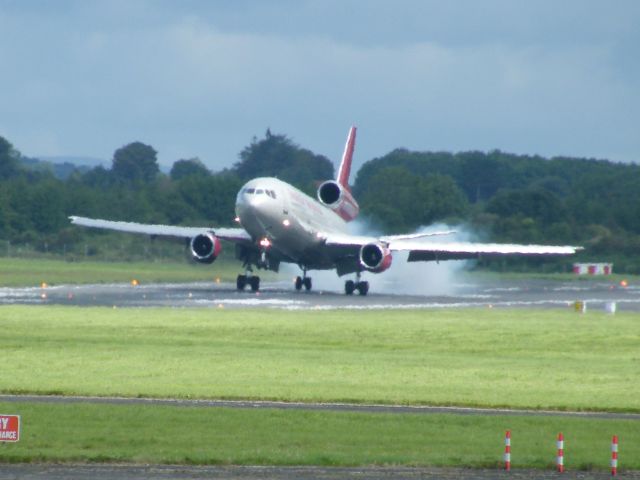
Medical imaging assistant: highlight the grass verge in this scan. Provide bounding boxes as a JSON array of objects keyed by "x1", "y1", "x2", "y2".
[
  {"x1": 0, "y1": 257, "x2": 245, "y2": 286},
  {"x1": 2, "y1": 256, "x2": 636, "y2": 288},
  {"x1": 1, "y1": 306, "x2": 639, "y2": 412},
  {"x1": 0, "y1": 401, "x2": 637, "y2": 470}
]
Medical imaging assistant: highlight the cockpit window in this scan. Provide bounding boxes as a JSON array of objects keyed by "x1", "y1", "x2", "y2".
[{"x1": 245, "y1": 187, "x2": 276, "y2": 198}]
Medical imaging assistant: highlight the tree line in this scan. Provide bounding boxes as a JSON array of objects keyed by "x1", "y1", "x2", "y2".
[{"x1": 1, "y1": 131, "x2": 639, "y2": 272}]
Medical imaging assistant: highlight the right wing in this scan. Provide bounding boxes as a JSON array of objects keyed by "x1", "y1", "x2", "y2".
[{"x1": 69, "y1": 216, "x2": 252, "y2": 244}]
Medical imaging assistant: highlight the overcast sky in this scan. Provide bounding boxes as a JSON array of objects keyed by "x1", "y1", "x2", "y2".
[{"x1": 1, "y1": 0, "x2": 638, "y2": 174}]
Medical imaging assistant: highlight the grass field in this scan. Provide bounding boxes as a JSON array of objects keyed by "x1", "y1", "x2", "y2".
[
  {"x1": 1, "y1": 306, "x2": 638, "y2": 412},
  {"x1": 1, "y1": 401, "x2": 638, "y2": 469},
  {"x1": 0, "y1": 257, "x2": 245, "y2": 286},
  {"x1": 1, "y1": 305, "x2": 639, "y2": 470}
]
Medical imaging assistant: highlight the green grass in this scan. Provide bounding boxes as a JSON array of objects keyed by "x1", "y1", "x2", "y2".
[
  {"x1": 1, "y1": 306, "x2": 639, "y2": 412},
  {"x1": 0, "y1": 257, "x2": 245, "y2": 286},
  {"x1": 0, "y1": 401, "x2": 637, "y2": 470},
  {"x1": 2, "y1": 256, "x2": 636, "y2": 288}
]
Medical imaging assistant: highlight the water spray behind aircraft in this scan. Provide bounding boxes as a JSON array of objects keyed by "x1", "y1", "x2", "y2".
[{"x1": 282, "y1": 220, "x2": 473, "y2": 296}]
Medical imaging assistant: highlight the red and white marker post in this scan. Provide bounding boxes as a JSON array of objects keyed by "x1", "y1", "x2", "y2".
[
  {"x1": 556, "y1": 432, "x2": 564, "y2": 473},
  {"x1": 611, "y1": 435, "x2": 619, "y2": 476},
  {"x1": 504, "y1": 430, "x2": 511, "y2": 471}
]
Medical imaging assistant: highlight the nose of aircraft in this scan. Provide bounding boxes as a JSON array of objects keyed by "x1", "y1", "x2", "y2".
[
  {"x1": 235, "y1": 183, "x2": 279, "y2": 234},
  {"x1": 235, "y1": 188, "x2": 251, "y2": 218}
]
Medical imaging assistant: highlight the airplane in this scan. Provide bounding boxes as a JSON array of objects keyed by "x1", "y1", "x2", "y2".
[{"x1": 70, "y1": 127, "x2": 582, "y2": 295}]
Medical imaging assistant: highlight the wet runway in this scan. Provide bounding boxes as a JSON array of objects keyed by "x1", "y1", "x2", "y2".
[{"x1": 1, "y1": 277, "x2": 639, "y2": 311}]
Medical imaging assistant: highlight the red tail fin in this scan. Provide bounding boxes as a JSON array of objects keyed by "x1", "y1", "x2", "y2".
[{"x1": 337, "y1": 126, "x2": 356, "y2": 190}]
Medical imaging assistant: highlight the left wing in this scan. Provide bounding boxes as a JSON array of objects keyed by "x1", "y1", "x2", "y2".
[
  {"x1": 323, "y1": 231, "x2": 582, "y2": 261},
  {"x1": 391, "y1": 240, "x2": 582, "y2": 262}
]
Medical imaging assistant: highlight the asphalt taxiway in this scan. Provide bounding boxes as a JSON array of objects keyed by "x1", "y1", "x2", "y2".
[
  {"x1": 2, "y1": 463, "x2": 637, "y2": 480},
  {"x1": 1, "y1": 277, "x2": 639, "y2": 311}
]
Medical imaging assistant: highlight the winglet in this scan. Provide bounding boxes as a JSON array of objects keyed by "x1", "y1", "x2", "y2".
[{"x1": 337, "y1": 126, "x2": 356, "y2": 190}]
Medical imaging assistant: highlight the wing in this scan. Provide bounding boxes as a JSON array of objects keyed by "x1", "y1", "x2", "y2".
[
  {"x1": 322, "y1": 231, "x2": 581, "y2": 265},
  {"x1": 69, "y1": 216, "x2": 252, "y2": 244},
  {"x1": 390, "y1": 240, "x2": 582, "y2": 262}
]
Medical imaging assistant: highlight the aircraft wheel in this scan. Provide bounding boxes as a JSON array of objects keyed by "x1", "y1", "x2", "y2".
[
  {"x1": 295, "y1": 276, "x2": 303, "y2": 291},
  {"x1": 345, "y1": 280, "x2": 355, "y2": 295},
  {"x1": 236, "y1": 274, "x2": 247, "y2": 291},
  {"x1": 357, "y1": 281, "x2": 369, "y2": 296},
  {"x1": 249, "y1": 276, "x2": 260, "y2": 292},
  {"x1": 303, "y1": 277, "x2": 312, "y2": 291}
]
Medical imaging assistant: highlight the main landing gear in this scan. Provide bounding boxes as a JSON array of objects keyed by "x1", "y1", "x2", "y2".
[
  {"x1": 295, "y1": 268, "x2": 312, "y2": 292},
  {"x1": 345, "y1": 272, "x2": 369, "y2": 296},
  {"x1": 237, "y1": 271, "x2": 260, "y2": 292}
]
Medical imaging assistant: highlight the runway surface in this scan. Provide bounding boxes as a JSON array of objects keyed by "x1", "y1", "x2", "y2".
[
  {"x1": 2, "y1": 464, "x2": 637, "y2": 480},
  {"x1": 1, "y1": 276, "x2": 639, "y2": 311},
  {"x1": 2, "y1": 394, "x2": 639, "y2": 420}
]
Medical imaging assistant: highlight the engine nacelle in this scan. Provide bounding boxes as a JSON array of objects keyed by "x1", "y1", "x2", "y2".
[
  {"x1": 359, "y1": 243, "x2": 393, "y2": 273},
  {"x1": 190, "y1": 232, "x2": 222, "y2": 264},
  {"x1": 317, "y1": 180, "x2": 360, "y2": 222}
]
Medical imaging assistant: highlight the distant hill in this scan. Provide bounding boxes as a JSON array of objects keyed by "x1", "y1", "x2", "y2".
[
  {"x1": 20, "y1": 156, "x2": 108, "y2": 180},
  {"x1": 36, "y1": 155, "x2": 108, "y2": 168}
]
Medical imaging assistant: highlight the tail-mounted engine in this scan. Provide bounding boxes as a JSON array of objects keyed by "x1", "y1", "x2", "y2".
[
  {"x1": 317, "y1": 180, "x2": 360, "y2": 222},
  {"x1": 190, "y1": 232, "x2": 222, "y2": 264},
  {"x1": 359, "y1": 243, "x2": 393, "y2": 273}
]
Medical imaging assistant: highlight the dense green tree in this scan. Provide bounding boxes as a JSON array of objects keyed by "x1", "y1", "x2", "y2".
[
  {"x1": 0, "y1": 136, "x2": 21, "y2": 179},
  {"x1": 170, "y1": 158, "x2": 211, "y2": 181},
  {"x1": 486, "y1": 189, "x2": 568, "y2": 226},
  {"x1": 360, "y1": 166, "x2": 468, "y2": 232},
  {"x1": 81, "y1": 166, "x2": 113, "y2": 189},
  {"x1": 112, "y1": 142, "x2": 159, "y2": 184},
  {"x1": 2, "y1": 130, "x2": 640, "y2": 272},
  {"x1": 458, "y1": 150, "x2": 509, "y2": 202},
  {"x1": 234, "y1": 130, "x2": 333, "y2": 194},
  {"x1": 176, "y1": 173, "x2": 243, "y2": 225},
  {"x1": 27, "y1": 179, "x2": 66, "y2": 233}
]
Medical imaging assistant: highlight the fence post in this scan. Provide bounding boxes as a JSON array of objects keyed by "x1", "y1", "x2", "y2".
[
  {"x1": 557, "y1": 432, "x2": 564, "y2": 473},
  {"x1": 611, "y1": 435, "x2": 618, "y2": 476},
  {"x1": 504, "y1": 430, "x2": 511, "y2": 471}
]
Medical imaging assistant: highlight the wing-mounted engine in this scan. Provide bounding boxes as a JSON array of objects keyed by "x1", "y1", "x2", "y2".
[
  {"x1": 317, "y1": 180, "x2": 360, "y2": 222},
  {"x1": 359, "y1": 242, "x2": 393, "y2": 273},
  {"x1": 190, "y1": 232, "x2": 222, "y2": 264}
]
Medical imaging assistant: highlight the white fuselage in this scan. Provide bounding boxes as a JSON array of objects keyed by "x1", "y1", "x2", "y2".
[{"x1": 235, "y1": 177, "x2": 348, "y2": 266}]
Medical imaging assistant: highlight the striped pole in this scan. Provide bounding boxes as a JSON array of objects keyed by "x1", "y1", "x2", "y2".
[
  {"x1": 504, "y1": 430, "x2": 511, "y2": 471},
  {"x1": 557, "y1": 432, "x2": 564, "y2": 473},
  {"x1": 611, "y1": 435, "x2": 618, "y2": 476}
]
